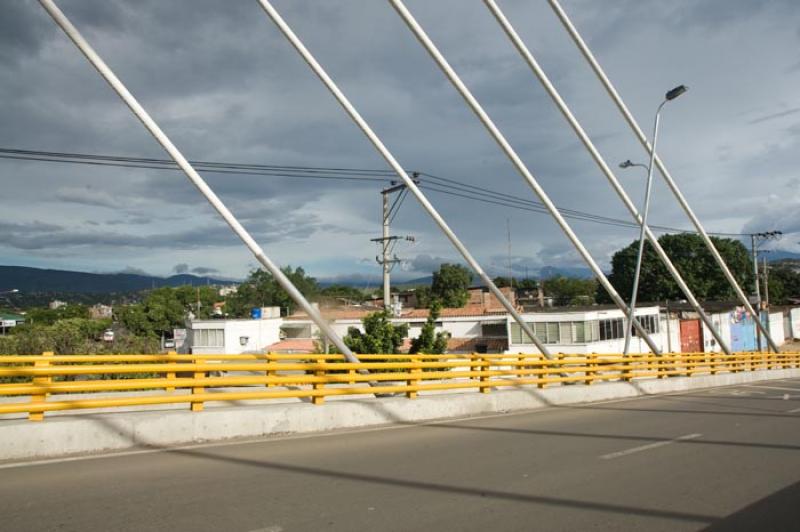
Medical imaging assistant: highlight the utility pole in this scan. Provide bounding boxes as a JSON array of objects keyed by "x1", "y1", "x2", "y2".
[
  {"x1": 506, "y1": 218, "x2": 513, "y2": 289},
  {"x1": 750, "y1": 231, "x2": 781, "y2": 351},
  {"x1": 763, "y1": 256, "x2": 770, "y2": 309},
  {"x1": 371, "y1": 177, "x2": 417, "y2": 310}
]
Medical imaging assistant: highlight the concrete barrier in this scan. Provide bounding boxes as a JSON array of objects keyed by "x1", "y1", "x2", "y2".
[{"x1": 2, "y1": 367, "x2": 798, "y2": 462}]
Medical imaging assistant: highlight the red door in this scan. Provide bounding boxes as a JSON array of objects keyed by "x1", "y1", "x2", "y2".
[{"x1": 680, "y1": 319, "x2": 703, "y2": 353}]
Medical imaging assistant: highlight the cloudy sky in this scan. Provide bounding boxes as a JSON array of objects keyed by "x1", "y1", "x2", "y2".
[{"x1": 1, "y1": 0, "x2": 798, "y2": 283}]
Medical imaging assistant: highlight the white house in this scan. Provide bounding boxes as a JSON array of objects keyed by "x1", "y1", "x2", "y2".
[
  {"x1": 184, "y1": 307, "x2": 282, "y2": 355},
  {"x1": 506, "y1": 306, "x2": 672, "y2": 355}
]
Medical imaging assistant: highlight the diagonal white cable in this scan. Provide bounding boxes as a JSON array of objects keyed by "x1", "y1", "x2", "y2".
[
  {"x1": 388, "y1": 0, "x2": 661, "y2": 354},
  {"x1": 547, "y1": 0, "x2": 777, "y2": 354},
  {"x1": 37, "y1": 0, "x2": 360, "y2": 362},
  {"x1": 254, "y1": 0, "x2": 552, "y2": 357},
  {"x1": 483, "y1": 0, "x2": 731, "y2": 356}
]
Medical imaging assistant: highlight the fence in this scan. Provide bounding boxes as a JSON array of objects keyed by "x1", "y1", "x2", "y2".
[{"x1": 1, "y1": 351, "x2": 799, "y2": 421}]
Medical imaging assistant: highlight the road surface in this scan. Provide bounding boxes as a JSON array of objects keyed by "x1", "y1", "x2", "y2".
[{"x1": 2, "y1": 378, "x2": 800, "y2": 531}]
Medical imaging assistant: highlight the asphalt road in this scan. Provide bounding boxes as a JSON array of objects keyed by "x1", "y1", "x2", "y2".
[{"x1": 3, "y1": 378, "x2": 800, "y2": 531}]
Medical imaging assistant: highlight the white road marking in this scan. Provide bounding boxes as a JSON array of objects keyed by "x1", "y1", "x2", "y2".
[
  {"x1": 787, "y1": 407, "x2": 800, "y2": 414},
  {"x1": 601, "y1": 433, "x2": 702, "y2": 460},
  {"x1": 247, "y1": 526, "x2": 283, "y2": 532},
  {"x1": 743, "y1": 385, "x2": 800, "y2": 392}
]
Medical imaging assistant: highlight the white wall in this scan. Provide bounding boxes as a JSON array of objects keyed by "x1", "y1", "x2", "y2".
[
  {"x1": 791, "y1": 308, "x2": 800, "y2": 339},
  {"x1": 769, "y1": 312, "x2": 786, "y2": 347},
  {"x1": 187, "y1": 318, "x2": 282, "y2": 355},
  {"x1": 699, "y1": 312, "x2": 732, "y2": 353},
  {"x1": 316, "y1": 316, "x2": 488, "y2": 341},
  {"x1": 505, "y1": 307, "x2": 667, "y2": 355}
]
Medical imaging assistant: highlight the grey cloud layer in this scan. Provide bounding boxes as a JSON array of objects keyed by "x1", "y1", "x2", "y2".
[{"x1": 1, "y1": 0, "x2": 799, "y2": 277}]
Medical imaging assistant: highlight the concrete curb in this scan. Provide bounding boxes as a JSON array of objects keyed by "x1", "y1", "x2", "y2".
[{"x1": 2, "y1": 368, "x2": 798, "y2": 462}]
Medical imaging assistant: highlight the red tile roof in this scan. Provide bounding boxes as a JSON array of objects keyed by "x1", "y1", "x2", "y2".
[
  {"x1": 286, "y1": 305, "x2": 510, "y2": 321},
  {"x1": 267, "y1": 339, "x2": 316, "y2": 353}
]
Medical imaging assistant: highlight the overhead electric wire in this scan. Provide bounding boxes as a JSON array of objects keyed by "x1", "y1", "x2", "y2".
[
  {"x1": 388, "y1": 188, "x2": 409, "y2": 225},
  {"x1": 419, "y1": 171, "x2": 746, "y2": 237},
  {"x1": 0, "y1": 146, "x2": 751, "y2": 237}
]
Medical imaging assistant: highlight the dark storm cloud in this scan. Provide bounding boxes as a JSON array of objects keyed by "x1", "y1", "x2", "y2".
[
  {"x1": 0, "y1": 210, "x2": 330, "y2": 251},
  {"x1": 407, "y1": 254, "x2": 461, "y2": 274},
  {"x1": 191, "y1": 266, "x2": 219, "y2": 275},
  {"x1": 1, "y1": 0, "x2": 799, "y2": 276}
]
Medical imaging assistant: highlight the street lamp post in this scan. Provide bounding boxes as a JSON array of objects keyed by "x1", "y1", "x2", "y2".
[{"x1": 623, "y1": 85, "x2": 687, "y2": 355}]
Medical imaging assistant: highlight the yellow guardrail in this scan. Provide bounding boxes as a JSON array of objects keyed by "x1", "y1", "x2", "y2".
[{"x1": 1, "y1": 351, "x2": 798, "y2": 421}]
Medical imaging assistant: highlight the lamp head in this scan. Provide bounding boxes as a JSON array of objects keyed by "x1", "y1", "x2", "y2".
[
  {"x1": 619, "y1": 160, "x2": 634, "y2": 169},
  {"x1": 665, "y1": 85, "x2": 688, "y2": 101}
]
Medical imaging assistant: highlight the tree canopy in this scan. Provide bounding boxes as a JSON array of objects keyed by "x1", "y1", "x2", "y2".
[
  {"x1": 600, "y1": 234, "x2": 753, "y2": 303},
  {"x1": 765, "y1": 264, "x2": 800, "y2": 305},
  {"x1": 541, "y1": 276, "x2": 597, "y2": 306},
  {"x1": 343, "y1": 310, "x2": 409, "y2": 354},
  {"x1": 225, "y1": 266, "x2": 318, "y2": 317},
  {"x1": 431, "y1": 263, "x2": 472, "y2": 308},
  {"x1": 492, "y1": 276, "x2": 538, "y2": 290},
  {"x1": 409, "y1": 300, "x2": 449, "y2": 354},
  {"x1": 117, "y1": 286, "x2": 218, "y2": 337}
]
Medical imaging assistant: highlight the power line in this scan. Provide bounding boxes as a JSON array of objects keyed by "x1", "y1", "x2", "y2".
[
  {"x1": 0, "y1": 146, "x2": 755, "y2": 237},
  {"x1": 419, "y1": 171, "x2": 750, "y2": 237}
]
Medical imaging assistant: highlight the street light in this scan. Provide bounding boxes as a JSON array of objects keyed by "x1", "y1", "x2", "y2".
[{"x1": 623, "y1": 85, "x2": 688, "y2": 355}]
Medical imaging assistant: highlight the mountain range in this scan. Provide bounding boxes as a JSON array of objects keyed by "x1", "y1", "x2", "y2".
[
  {"x1": 0, "y1": 266, "x2": 236, "y2": 294},
  {"x1": 6, "y1": 251, "x2": 799, "y2": 294}
]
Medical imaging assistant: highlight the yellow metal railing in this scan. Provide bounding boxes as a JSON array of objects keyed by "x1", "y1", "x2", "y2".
[{"x1": 1, "y1": 351, "x2": 798, "y2": 421}]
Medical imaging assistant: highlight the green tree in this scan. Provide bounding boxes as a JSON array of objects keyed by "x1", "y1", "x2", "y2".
[
  {"x1": 767, "y1": 265, "x2": 800, "y2": 305},
  {"x1": 492, "y1": 276, "x2": 513, "y2": 288},
  {"x1": 492, "y1": 276, "x2": 538, "y2": 291},
  {"x1": 409, "y1": 300, "x2": 449, "y2": 354},
  {"x1": 431, "y1": 263, "x2": 472, "y2": 307},
  {"x1": 542, "y1": 276, "x2": 597, "y2": 306},
  {"x1": 411, "y1": 286, "x2": 432, "y2": 308},
  {"x1": 25, "y1": 304, "x2": 90, "y2": 326},
  {"x1": 117, "y1": 286, "x2": 218, "y2": 337},
  {"x1": 226, "y1": 266, "x2": 318, "y2": 317},
  {"x1": 516, "y1": 278, "x2": 538, "y2": 291},
  {"x1": 343, "y1": 310, "x2": 409, "y2": 354},
  {"x1": 319, "y1": 284, "x2": 365, "y2": 304},
  {"x1": 599, "y1": 234, "x2": 753, "y2": 303}
]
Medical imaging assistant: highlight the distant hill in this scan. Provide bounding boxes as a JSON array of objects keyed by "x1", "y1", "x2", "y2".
[
  {"x1": 538, "y1": 265, "x2": 595, "y2": 280},
  {"x1": 766, "y1": 251, "x2": 800, "y2": 262},
  {"x1": 0, "y1": 266, "x2": 237, "y2": 294}
]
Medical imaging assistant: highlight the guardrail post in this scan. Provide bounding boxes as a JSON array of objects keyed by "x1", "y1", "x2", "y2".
[
  {"x1": 265, "y1": 354, "x2": 275, "y2": 388},
  {"x1": 585, "y1": 353, "x2": 595, "y2": 385},
  {"x1": 406, "y1": 355, "x2": 420, "y2": 399},
  {"x1": 538, "y1": 355, "x2": 550, "y2": 388},
  {"x1": 29, "y1": 351, "x2": 53, "y2": 422},
  {"x1": 191, "y1": 357, "x2": 205, "y2": 412},
  {"x1": 479, "y1": 355, "x2": 491, "y2": 393},
  {"x1": 166, "y1": 350, "x2": 177, "y2": 392},
  {"x1": 312, "y1": 369, "x2": 326, "y2": 405}
]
